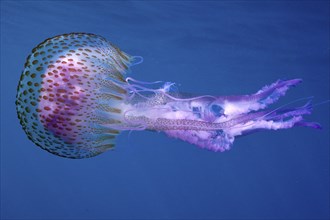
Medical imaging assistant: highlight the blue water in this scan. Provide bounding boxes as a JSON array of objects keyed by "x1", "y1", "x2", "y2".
[{"x1": 1, "y1": 1, "x2": 329, "y2": 219}]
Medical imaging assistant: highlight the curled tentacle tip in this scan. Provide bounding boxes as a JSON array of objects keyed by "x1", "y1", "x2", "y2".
[{"x1": 130, "y1": 56, "x2": 144, "y2": 66}]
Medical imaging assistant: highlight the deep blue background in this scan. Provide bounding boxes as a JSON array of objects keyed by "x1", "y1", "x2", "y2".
[{"x1": 1, "y1": 1, "x2": 329, "y2": 219}]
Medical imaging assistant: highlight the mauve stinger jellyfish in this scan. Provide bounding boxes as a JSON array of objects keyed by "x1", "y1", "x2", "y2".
[{"x1": 16, "y1": 33, "x2": 322, "y2": 158}]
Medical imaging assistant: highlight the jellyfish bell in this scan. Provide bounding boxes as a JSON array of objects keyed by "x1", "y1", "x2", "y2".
[
  {"x1": 16, "y1": 33, "x2": 135, "y2": 158},
  {"x1": 17, "y1": 33, "x2": 323, "y2": 159}
]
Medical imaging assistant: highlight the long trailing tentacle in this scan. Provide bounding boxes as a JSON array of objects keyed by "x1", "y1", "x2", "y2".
[{"x1": 125, "y1": 76, "x2": 217, "y2": 102}]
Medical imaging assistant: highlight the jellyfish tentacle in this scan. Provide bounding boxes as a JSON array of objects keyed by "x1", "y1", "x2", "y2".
[
  {"x1": 224, "y1": 100, "x2": 317, "y2": 137},
  {"x1": 126, "y1": 77, "x2": 217, "y2": 102},
  {"x1": 156, "y1": 98, "x2": 319, "y2": 152},
  {"x1": 212, "y1": 79, "x2": 304, "y2": 116},
  {"x1": 126, "y1": 77, "x2": 163, "y2": 85},
  {"x1": 254, "y1": 78, "x2": 302, "y2": 105},
  {"x1": 123, "y1": 78, "x2": 322, "y2": 153},
  {"x1": 120, "y1": 78, "x2": 324, "y2": 154},
  {"x1": 122, "y1": 80, "x2": 317, "y2": 131},
  {"x1": 130, "y1": 56, "x2": 144, "y2": 66}
]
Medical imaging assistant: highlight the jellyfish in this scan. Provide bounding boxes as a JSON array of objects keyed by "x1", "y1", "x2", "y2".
[{"x1": 16, "y1": 33, "x2": 323, "y2": 159}]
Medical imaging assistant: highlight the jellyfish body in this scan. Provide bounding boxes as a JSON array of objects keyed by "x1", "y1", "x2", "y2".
[{"x1": 16, "y1": 33, "x2": 321, "y2": 158}]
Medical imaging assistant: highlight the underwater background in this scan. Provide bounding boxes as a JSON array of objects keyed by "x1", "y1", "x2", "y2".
[{"x1": 1, "y1": 1, "x2": 329, "y2": 219}]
